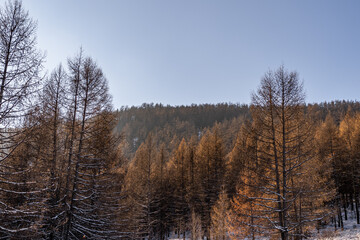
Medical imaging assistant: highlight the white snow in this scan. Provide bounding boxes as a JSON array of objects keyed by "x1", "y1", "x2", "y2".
[
  {"x1": 312, "y1": 213, "x2": 360, "y2": 240},
  {"x1": 167, "y1": 213, "x2": 360, "y2": 240}
]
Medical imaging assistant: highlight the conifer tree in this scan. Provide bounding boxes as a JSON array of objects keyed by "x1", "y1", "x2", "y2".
[
  {"x1": 227, "y1": 121, "x2": 268, "y2": 239},
  {"x1": 62, "y1": 54, "x2": 116, "y2": 239},
  {"x1": 40, "y1": 64, "x2": 67, "y2": 239},
  {"x1": 337, "y1": 112, "x2": 360, "y2": 224},
  {"x1": 196, "y1": 128, "x2": 225, "y2": 239},
  {"x1": 125, "y1": 135, "x2": 159, "y2": 239},
  {"x1": 228, "y1": 175, "x2": 263, "y2": 240},
  {"x1": 190, "y1": 209, "x2": 202, "y2": 240},
  {"x1": 154, "y1": 145, "x2": 171, "y2": 240},
  {"x1": 0, "y1": 111, "x2": 48, "y2": 238},
  {"x1": 249, "y1": 66, "x2": 327, "y2": 239},
  {"x1": 0, "y1": 0, "x2": 44, "y2": 237},
  {"x1": 210, "y1": 187, "x2": 230, "y2": 240},
  {"x1": 168, "y1": 138, "x2": 190, "y2": 238}
]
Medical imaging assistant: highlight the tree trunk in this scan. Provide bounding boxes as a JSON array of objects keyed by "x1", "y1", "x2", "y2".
[
  {"x1": 343, "y1": 194, "x2": 348, "y2": 220},
  {"x1": 355, "y1": 195, "x2": 360, "y2": 224}
]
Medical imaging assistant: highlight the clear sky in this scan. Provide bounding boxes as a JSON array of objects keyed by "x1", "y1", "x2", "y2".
[{"x1": 8, "y1": 0, "x2": 360, "y2": 108}]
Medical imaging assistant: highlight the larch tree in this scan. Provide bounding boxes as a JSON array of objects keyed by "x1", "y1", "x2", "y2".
[
  {"x1": 0, "y1": 110, "x2": 48, "y2": 239},
  {"x1": 82, "y1": 110, "x2": 125, "y2": 239},
  {"x1": 225, "y1": 124, "x2": 248, "y2": 198},
  {"x1": 250, "y1": 66, "x2": 327, "y2": 239},
  {"x1": 186, "y1": 135, "x2": 202, "y2": 220},
  {"x1": 190, "y1": 208, "x2": 202, "y2": 240},
  {"x1": 210, "y1": 187, "x2": 230, "y2": 240},
  {"x1": 228, "y1": 175, "x2": 263, "y2": 240},
  {"x1": 313, "y1": 114, "x2": 339, "y2": 228},
  {"x1": 196, "y1": 128, "x2": 226, "y2": 239},
  {"x1": 154, "y1": 144, "x2": 171, "y2": 240},
  {"x1": 227, "y1": 120, "x2": 268, "y2": 240},
  {"x1": 62, "y1": 54, "x2": 115, "y2": 239},
  {"x1": 62, "y1": 49, "x2": 83, "y2": 239},
  {"x1": 286, "y1": 116, "x2": 334, "y2": 239},
  {"x1": 168, "y1": 138, "x2": 190, "y2": 239},
  {"x1": 39, "y1": 64, "x2": 67, "y2": 239},
  {"x1": 125, "y1": 134, "x2": 159, "y2": 239},
  {"x1": 0, "y1": 0, "x2": 44, "y2": 237},
  {"x1": 63, "y1": 49, "x2": 83, "y2": 215},
  {"x1": 337, "y1": 112, "x2": 360, "y2": 224}
]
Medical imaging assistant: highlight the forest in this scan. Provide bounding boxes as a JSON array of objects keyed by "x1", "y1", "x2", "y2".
[{"x1": 1, "y1": 1, "x2": 360, "y2": 239}]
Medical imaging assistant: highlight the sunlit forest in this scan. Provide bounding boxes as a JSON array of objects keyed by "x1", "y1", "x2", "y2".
[{"x1": 1, "y1": 1, "x2": 360, "y2": 239}]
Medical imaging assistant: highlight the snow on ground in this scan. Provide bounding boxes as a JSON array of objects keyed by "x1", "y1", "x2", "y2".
[
  {"x1": 167, "y1": 213, "x2": 360, "y2": 239},
  {"x1": 312, "y1": 212, "x2": 360, "y2": 240},
  {"x1": 168, "y1": 232, "x2": 190, "y2": 240}
]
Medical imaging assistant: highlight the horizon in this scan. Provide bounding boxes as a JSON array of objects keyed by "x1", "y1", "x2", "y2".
[{"x1": 116, "y1": 98, "x2": 360, "y2": 109}]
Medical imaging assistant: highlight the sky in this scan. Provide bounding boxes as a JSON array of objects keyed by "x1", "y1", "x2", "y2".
[{"x1": 6, "y1": 0, "x2": 360, "y2": 108}]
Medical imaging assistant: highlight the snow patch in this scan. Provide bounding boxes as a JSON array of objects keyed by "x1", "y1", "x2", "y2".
[{"x1": 313, "y1": 213, "x2": 360, "y2": 240}]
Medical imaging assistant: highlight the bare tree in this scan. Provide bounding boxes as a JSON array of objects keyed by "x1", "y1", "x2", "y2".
[
  {"x1": 62, "y1": 54, "x2": 117, "y2": 239},
  {"x1": 0, "y1": 0, "x2": 43, "y2": 123},
  {"x1": 248, "y1": 66, "x2": 324, "y2": 239},
  {"x1": 39, "y1": 64, "x2": 67, "y2": 239},
  {"x1": 0, "y1": 0, "x2": 44, "y2": 237},
  {"x1": 63, "y1": 49, "x2": 83, "y2": 211}
]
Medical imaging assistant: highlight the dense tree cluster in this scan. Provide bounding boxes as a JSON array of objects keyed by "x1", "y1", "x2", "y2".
[
  {"x1": 115, "y1": 102, "x2": 250, "y2": 158},
  {"x1": 118, "y1": 91, "x2": 360, "y2": 239},
  {"x1": 0, "y1": 1, "x2": 123, "y2": 238},
  {"x1": 1, "y1": 1, "x2": 360, "y2": 239}
]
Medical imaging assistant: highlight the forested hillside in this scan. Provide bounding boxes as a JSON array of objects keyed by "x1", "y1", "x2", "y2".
[
  {"x1": 1, "y1": 1, "x2": 360, "y2": 239},
  {"x1": 115, "y1": 100, "x2": 360, "y2": 158},
  {"x1": 115, "y1": 103, "x2": 250, "y2": 157},
  {"x1": 113, "y1": 97, "x2": 360, "y2": 239}
]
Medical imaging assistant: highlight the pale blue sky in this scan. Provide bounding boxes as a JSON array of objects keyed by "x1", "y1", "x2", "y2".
[{"x1": 13, "y1": 1, "x2": 360, "y2": 108}]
